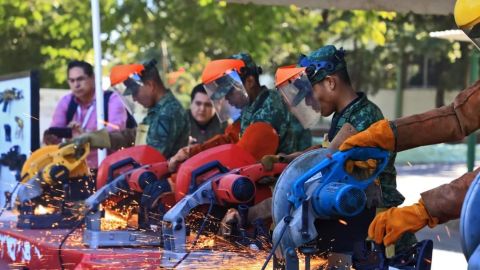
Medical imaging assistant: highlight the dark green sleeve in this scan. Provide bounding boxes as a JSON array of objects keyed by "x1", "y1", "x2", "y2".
[
  {"x1": 288, "y1": 113, "x2": 312, "y2": 152},
  {"x1": 146, "y1": 114, "x2": 176, "y2": 158},
  {"x1": 348, "y1": 108, "x2": 384, "y2": 132},
  {"x1": 250, "y1": 92, "x2": 288, "y2": 138},
  {"x1": 297, "y1": 129, "x2": 313, "y2": 151}
]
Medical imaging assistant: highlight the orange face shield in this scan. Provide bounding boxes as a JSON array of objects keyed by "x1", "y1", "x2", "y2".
[{"x1": 110, "y1": 64, "x2": 145, "y2": 96}]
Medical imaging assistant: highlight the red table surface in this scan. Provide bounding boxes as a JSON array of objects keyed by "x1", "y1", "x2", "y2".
[{"x1": 0, "y1": 220, "x2": 163, "y2": 270}]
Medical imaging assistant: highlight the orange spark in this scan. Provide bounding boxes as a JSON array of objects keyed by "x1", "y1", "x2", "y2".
[
  {"x1": 445, "y1": 225, "x2": 451, "y2": 238},
  {"x1": 338, "y1": 219, "x2": 348, "y2": 226},
  {"x1": 101, "y1": 120, "x2": 120, "y2": 130},
  {"x1": 23, "y1": 113, "x2": 39, "y2": 121}
]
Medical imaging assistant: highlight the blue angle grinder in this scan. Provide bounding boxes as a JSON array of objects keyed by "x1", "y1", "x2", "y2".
[{"x1": 271, "y1": 147, "x2": 433, "y2": 270}]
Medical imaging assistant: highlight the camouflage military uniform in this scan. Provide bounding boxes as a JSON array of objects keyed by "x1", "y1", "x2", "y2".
[
  {"x1": 287, "y1": 112, "x2": 312, "y2": 151},
  {"x1": 142, "y1": 90, "x2": 190, "y2": 158},
  {"x1": 328, "y1": 92, "x2": 415, "y2": 251},
  {"x1": 300, "y1": 45, "x2": 403, "y2": 208},
  {"x1": 328, "y1": 92, "x2": 403, "y2": 208},
  {"x1": 298, "y1": 45, "x2": 415, "y2": 252},
  {"x1": 231, "y1": 52, "x2": 311, "y2": 154},
  {"x1": 239, "y1": 86, "x2": 309, "y2": 154}
]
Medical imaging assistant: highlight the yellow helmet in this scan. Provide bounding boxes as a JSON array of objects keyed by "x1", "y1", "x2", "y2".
[{"x1": 454, "y1": 0, "x2": 480, "y2": 48}]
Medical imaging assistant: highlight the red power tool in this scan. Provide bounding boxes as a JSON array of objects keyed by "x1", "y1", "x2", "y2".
[{"x1": 160, "y1": 123, "x2": 287, "y2": 266}]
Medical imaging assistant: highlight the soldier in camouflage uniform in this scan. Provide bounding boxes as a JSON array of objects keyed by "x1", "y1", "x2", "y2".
[
  {"x1": 232, "y1": 53, "x2": 311, "y2": 154},
  {"x1": 168, "y1": 53, "x2": 311, "y2": 170},
  {"x1": 302, "y1": 46, "x2": 405, "y2": 210},
  {"x1": 327, "y1": 92, "x2": 404, "y2": 209},
  {"x1": 130, "y1": 89, "x2": 189, "y2": 158},
  {"x1": 262, "y1": 45, "x2": 415, "y2": 253},
  {"x1": 68, "y1": 60, "x2": 189, "y2": 159},
  {"x1": 234, "y1": 54, "x2": 289, "y2": 153}
]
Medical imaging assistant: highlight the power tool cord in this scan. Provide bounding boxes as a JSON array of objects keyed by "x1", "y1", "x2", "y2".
[
  {"x1": 191, "y1": 193, "x2": 215, "y2": 247},
  {"x1": 261, "y1": 215, "x2": 292, "y2": 270},
  {"x1": 58, "y1": 217, "x2": 85, "y2": 270},
  {"x1": 171, "y1": 193, "x2": 215, "y2": 268}
]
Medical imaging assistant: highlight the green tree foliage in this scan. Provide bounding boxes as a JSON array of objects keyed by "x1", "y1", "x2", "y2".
[
  {"x1": 0, "y1": 0, "x2": 116, "y2": 88},
  {"x1": 0, "y1": 0, "x2": 470, "y2": 101}
]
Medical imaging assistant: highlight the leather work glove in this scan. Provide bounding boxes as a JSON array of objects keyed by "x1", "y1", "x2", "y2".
[
  {"x1": 62, "y1": 128, "x2": 111, "y2": 150},
  {"x1": 345, "y1": 159, "x2": 378, "y2": 180},
  {"x1": 67, "y1": 121, "x2": 84, "y2": 137},
  {"x1": 247, "y1": 198, "x2": 272, "y2": 223},
  {"x1": 218, "y1": 208, "x2": 243, "y2": 236},
  {"x1": 339, "y1": 120, "x2": 396, "y2": 152},
  {"x1": 43, "y1": 132, "x2": 62, "y2": 145},
  {"x1": 167, "y1": 146, "x2": 190, "y2": 172},
  {"x1": 260, "y1": 153, "x2": 292, "y2": 171},
  {"x1": 368, "y1": 199, "x2": 439, "y2": 246}
]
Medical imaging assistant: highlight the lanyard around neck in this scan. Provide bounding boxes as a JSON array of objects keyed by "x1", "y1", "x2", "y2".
[{"x1": 77, "y1": 101, "x2": 95, "y2": 129}]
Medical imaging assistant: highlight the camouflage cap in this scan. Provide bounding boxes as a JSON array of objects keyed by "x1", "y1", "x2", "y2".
[
  {"x1": 229, "y1": 52, "x2": 262, "y2": 76},
  {"x1": 298, "y1": 45, "x2": 346, "y2": 85}
]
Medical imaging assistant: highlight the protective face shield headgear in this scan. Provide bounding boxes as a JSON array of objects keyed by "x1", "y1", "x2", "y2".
[
  {"x1": 297, "y1": 46, "x2": 346, "y2": 85},
  {"x1": 110, "y1": 63, "x2": 147, "y2": 96},
  {"x1": 122, "y1": 73, "x2": 144, "y2": 97},
  {"x1": 204, "y1": 70, "x2": 249, "y2": 122},
  {"x1": 275, "y1": 66, "x2": 321, "y2": 129},
  {"x1": 454, "y1": 0, "x2": 480, "y2": 50}
]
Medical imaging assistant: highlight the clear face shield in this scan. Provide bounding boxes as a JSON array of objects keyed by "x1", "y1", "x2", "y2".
[
  {"x1": 461, "y1": 22, "x2": 480, "y2": 50},
  {"x1": 277, "y1": 72, "x2": 321, "y2": 129},
  {"x1": 122, "y1": 73, "x2": 144, "y2": 97},
  {"x1": 203, "y1": 70, "x2": 249, "y2": 122}
]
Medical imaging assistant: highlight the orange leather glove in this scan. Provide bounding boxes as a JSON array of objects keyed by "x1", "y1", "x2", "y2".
[
  {"x1": 168, "y1": 146, "x2": 190, "y2": 172},
  {"x1": 339, "y1": 120, "x2": 395, "y2": 152},
  {"x1": 260, "y1": 146, "x2": 320, "y2": 172},
  {"x1": 188, "y1": 121, "x2": 241, "y2": 157},
  {"x1": 188, "y1": 133, "x2": 235, "y2": 156},
  {"x1": 345, "y1": 159, "x2": 377, "y2": 179},
  {"x1": 368, "y1": 199, "x2": 439, "y2": 246}
]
